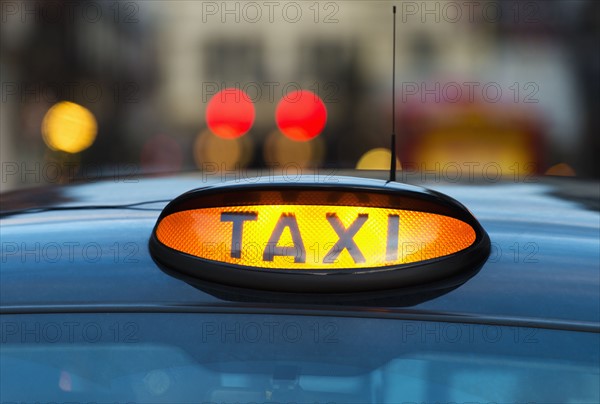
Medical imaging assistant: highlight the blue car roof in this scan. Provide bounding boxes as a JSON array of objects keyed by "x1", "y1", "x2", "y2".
[{"x1": 1, "y1": 173, "x2": 599, "y2": 329}]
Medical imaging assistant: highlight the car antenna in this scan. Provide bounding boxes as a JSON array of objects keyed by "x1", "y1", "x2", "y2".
[{"x1": 389, "y1": 5, "x2": 397, "y2": 182}]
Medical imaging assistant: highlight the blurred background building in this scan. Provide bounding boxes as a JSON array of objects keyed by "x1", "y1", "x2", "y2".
[{"x1": 1, "y1": 0, "x2": 598, "y2": 191}]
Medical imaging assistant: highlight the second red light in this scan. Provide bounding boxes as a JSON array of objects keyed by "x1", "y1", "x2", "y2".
[{"x1": 275, "y1": 90, "x2": 327, "y2": 141}]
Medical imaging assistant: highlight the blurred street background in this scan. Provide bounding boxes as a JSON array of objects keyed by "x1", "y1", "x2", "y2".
[{"x1": 1, "y1": 0, "x2": 598, "y2": 191}]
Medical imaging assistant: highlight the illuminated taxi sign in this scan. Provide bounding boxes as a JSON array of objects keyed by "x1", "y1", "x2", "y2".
[
  {"x1": 156, "y1": 205, "x2": 475, "y2": 269},
  {"x1": 149, "y1": 177, "x2": 490, "y2": 293}
]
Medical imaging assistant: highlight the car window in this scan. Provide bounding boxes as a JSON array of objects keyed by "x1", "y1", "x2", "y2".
[{"x1": 2, "y1": 313, "x2": 598, "y2": 403}]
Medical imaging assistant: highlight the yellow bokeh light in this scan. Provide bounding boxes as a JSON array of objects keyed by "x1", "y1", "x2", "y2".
[
  {"x1": 545, "y1": 163, "x2": 576, "y2": 177},
  {"x1": 42, "y1": 102, "x2": 97, "y2": 153},
  {"x1": 194, "y1": 129, "x2": 254, "y2": 171},
  {"x1": 356, "y1": 148, "x2": 401, "y2": 170},
  {"x1": 156, "y1": 205, "x2": 475, "y2": 270},
  {"x1": 264, "y1": 130, "x2": 324, "y2": 169},
  {"x1": 411, "y1": 111, "x2": 537, "y2": 177}
]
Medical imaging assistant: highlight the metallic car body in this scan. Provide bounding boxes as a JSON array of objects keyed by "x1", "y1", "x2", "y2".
[{"x1": 1, "y1": 172, "x2": 598, "y2": 333}]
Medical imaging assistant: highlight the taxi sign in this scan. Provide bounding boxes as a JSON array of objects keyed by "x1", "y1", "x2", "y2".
[
  {"x1": 149, "y1": 177, "x2": 490, "y2": 293},
  {"x1": 156, "y1": 206, "x2": 475, "y2": 269}
]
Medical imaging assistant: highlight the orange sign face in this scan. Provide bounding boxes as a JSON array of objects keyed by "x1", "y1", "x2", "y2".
[{"x1": 156, "y1": 205, "x2": 476, "y2": 270}]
